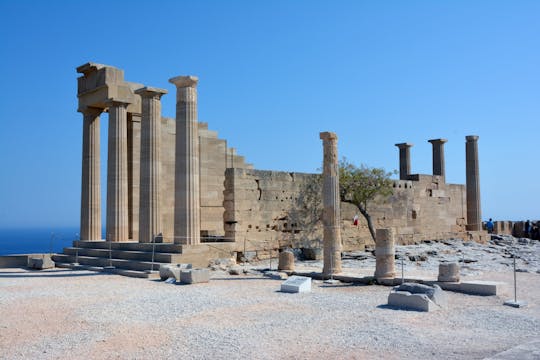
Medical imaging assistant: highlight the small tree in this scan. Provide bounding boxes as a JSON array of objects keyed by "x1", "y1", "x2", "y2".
[{"x1": 339, "y1": 158, "x2": 395, "y2": 242}]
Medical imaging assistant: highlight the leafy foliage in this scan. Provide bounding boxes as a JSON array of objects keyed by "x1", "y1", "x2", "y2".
[{"x1": 339, "y1": 157, "x2": 395, "y2": 241}]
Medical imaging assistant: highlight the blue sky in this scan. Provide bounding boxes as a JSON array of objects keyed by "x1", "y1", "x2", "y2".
[{"x1": 0, "y1": 0, "x2": 538, "y2": 228}]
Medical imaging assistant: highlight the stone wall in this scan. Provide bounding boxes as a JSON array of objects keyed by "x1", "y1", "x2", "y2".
[
  {"x1": 223, "y1": 169, "x2": 469, "y2": 253},
  {"x1": 159, "y1": 120, "x2": 252, "y2": 242}
]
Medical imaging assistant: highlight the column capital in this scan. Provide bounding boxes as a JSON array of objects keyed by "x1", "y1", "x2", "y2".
[
  {"x1": 395, "y1": 142, "x2": 413, "y2": 149},
  {"x1": 135, "y1": 86, "x2": 168, "y2": 99},
  {"x1": 428, "y1": 138, "x2": 448, "y2": 145},
  {"x1": 78, "y1": 106, "x2": 103, "y2": 116},
  {"x1": 105, "y1": 99, "x2": 131, "y2": 109},
  {"x1": 319, "y1": 131, "x2": 338, "y2": 141},
  {"x1": 466, "y1": 135, "x2": 479, "y2": 142},
  {"x1": 169, "y1": 75, "x2": 198, "y2": 88}
]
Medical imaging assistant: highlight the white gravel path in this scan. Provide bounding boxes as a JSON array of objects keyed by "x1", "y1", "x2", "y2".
[{"x1": 1, "y1": 238, "x2": 539, "y2": 359}]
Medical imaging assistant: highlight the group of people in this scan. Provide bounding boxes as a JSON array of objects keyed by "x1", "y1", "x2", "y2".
[{"x1": 485, "y1": 218, "x2": 540, "y2": 240}]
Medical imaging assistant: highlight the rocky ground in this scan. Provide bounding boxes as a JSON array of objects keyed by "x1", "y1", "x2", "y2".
[{"x1": 0, "y1": 236, "x2": 539, "y2": 360}]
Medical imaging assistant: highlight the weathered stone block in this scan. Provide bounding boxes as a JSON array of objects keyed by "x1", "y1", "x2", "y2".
[
  {"x1": 28, "y1": 255, "x2": 54, "y2": 270},
  {"x1": 180, "y1": 268, "x2": 210, "y2": 284},
  {"x1": 159, "y1": 263, "x2": 192, "y2": 281},
  {"x1": 280, "y1": 275, "x2": 311, "y2": 293},
  {"x1": 438, "y1": 262, "x2": 460, "y2": 282},
  {"x1": 278, "y1": 250, "x2": 295, "y2": 271},
  {"x1": 388, "y1": 283, "x2": 447, "y2": 311}
]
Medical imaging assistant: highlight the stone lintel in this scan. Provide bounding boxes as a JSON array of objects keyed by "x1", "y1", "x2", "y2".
[
  {"x1": 77, "y1": 106, "x2": 103, "y2": 115},
  {"x1": 395, "y1": 142, "x2": 413, "y2": 149},
  {"x1": 135, "y1": 86, "x2": 168, "y2": 97},
  {"x1": 319, "y1": 131, "x2": 337, "y2": 141},
  {"x1": 466, "y1": 135, "x2": 479, "y2": 142},
  {"x1": 428, "y1": 138, "x2": 448, "y2": 145},
  {"x1": 76, "y1": 62, "x2": 107, "y2": 75},
  {"x1": 169, "y1": 75, "x2": 199, "y2": 88}
]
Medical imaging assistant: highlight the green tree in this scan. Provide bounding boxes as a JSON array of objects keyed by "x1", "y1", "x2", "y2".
[{"x1": 339, "y1": 158, "x2": 395, "y2": 242}]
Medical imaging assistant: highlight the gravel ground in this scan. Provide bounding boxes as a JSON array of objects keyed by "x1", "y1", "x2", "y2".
[{"x1": 1, "y1": 238, "x2": 539, "y2": 360}]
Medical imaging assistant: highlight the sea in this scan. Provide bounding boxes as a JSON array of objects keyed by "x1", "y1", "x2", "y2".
[{"x1": 0, "y1": 227, "x2": 86, "y2": 255}]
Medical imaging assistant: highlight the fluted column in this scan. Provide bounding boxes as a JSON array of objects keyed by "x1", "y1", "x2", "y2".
[
  {"x1": 428, "y1": 138, "x2": 448, "y2": 177},
  {"x1": 169, "y1": 76, "x2": 200, "y2": 245},
  {"x1": 80, "y1": 107, "x2": 102, "y2": 240},
  {"x1": 106, "y1": 100, "x2": 130, "y2": 242},
  {"x1": 466, "y1": 135, "x2": 482, "y2": 231},
  {"x1": 135, "y1": 87, "x2": 167, "y2": 243},
  {"x1": 320, "y1": 131, "x2": 342, "y2": 276},
  {"x1": 395, "y1": 143, "x2": 413, "y2": 180}
]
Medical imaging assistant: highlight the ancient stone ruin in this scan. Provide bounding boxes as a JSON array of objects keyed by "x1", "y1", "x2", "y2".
[{"x1": 53, "y1": 62, "x2": 488, "y2": 275}]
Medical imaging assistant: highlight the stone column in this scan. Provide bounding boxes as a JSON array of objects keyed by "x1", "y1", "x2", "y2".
[
  {"x1": 428, "y1": 138, "x2": 448, "y2": 177},
  {"x1": 169, "y1": 76, "x2": 200, "y2": 245},
  {"x1": 374, "y1": 228, "x2": 395, "y2": 283},
  {"x1": 106, "y1": 100, "x2": 130, "y2": 242},
  {"x1": 465, "y1": 135, "x2": 482, "y2": 231},
  {"x1": 135, "y1": 87, "x2": 167, "y2": 243},
  {"x1": 80, "y1": 107, "x2": 102, "y2": 240},
  {"x1": 320, "y1": 132, "x2": 342, "y2": 276},
  {"x1": 395, "y1": 143, "x2": 413, "y2": 180}
]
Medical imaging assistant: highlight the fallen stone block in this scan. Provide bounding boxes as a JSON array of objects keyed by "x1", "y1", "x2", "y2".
[
  {"x1": 459, "y1": 281, "x2": 500, "y2": 296},
  {"x1": 388, "y1": 291, "x2": 435, "y2": 312},
  {"x1": 159, "y1": 263, "x2": 192, "y2": 281},
  {"x1": 180, "y1": 268, "x2": 210, "y2": 284},
  {"x1": 280, "y1": 275, "x2": 311, "y2": 293},
  {"x1": 28, "y1": 256, "x2": 54, "y2": 270},
  {"x1": 264, "y1": 271, "x2": 288, "y2": 280},
  {"x1": 387, "y1": 282, "x2": 447, "y2": 311}
]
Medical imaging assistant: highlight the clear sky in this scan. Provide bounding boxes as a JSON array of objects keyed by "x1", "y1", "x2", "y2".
[{"x1": 0, "y1": 0, "x2": 538, "y2": 228}]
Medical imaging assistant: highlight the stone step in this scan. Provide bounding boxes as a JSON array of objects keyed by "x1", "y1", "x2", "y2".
[
  {"x1": 63, "y1": 247, "x2": 183, "y2": 263},
  {"x1": 74, "y1": 241, "x2": 183, "y2": 253},
  {"x1": 55, "y1": 262, "x2": 159, "y2": 279},
  {"x1": 52, "y1": 254, "x2": 168, "y2": 272}
]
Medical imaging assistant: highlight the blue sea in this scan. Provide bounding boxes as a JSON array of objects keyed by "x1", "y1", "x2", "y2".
[{"x1": 0, "y1": 227, "x2": 85, "y2": 255}]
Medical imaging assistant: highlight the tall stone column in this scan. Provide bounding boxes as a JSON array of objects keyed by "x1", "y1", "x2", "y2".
[
  {"x1": 135, "y1": 87, "x2": 167, "y2": 243},
  {"x1": 169, "y1": 76, "x2": 200, "y2": 245},
  {"x1": 80, "y1": 107, "x2": 102, "y2": 240},
  {"x1": 320, "y1": 132, "x2": 342, "y2": 276},
  {"x1": 395, "y1": 143, "x2": 413, "y2": 180},
  {"x1": 465, "y1": 135, "x2": 482, "y2": 231},
  {"x1": 428, "y1": 138, "x2": 448, "y2": 177},
  {"x1": 106, "y1": 100, "x2": 130, "y2": 242}
]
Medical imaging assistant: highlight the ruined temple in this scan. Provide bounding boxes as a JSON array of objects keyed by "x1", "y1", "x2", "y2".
[{"x1": 53, "y1": 63, "x2": 487, "y2": 275}]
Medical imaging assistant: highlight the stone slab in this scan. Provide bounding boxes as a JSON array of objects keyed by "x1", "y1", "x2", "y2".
[
  {"x1": 458, "y1": 280, "x2": 501, "y2": 296},
  {"x1": 503, "y1": 300, "x2": 528, "y2": 308},
  {"x1": 180, "y1": 268, "x2": 210, "y2": 284},
  {"x1": 281, "y1": 275, "x2": 311, "y2": 293},
  {"x1": 159, "y1": 263, "x2": 192, "y2": 281},
  {"x1": 388, "y1": 291, "x2": 436, "y2": 312}
]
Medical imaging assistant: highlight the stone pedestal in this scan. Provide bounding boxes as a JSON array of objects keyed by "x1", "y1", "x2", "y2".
[
  {"x1": 320, "y1": 132, "x2": 342, "y2": 276},
  {"x1": 438, "y1": 262, "x2": 460, "y2": 282},
  {"x1": 374, "y1": 228, "x2": 395, "y2": 281},
  {"x1": 135, "y1": 87, "x2": 167, "y2": 243},
  {"x1": 106, "y1": 100, "x2": 130, "y2": 242},
  {"x1": 80, "y1": 107, "x2": 102, "y2": 240},
  {"x1": 169, "y1": 76, "x2": 200, "y2": 245},
  {"x1": 428, "y1": 138, "x2": 447, "y2": 177},
  {"x1": 278, "y1": 250, "x2": 295, "y2": 271},
  {"x1": 395, "y1": 143, "x2": 413, "y2": 180},
  {"x1": 465, "y1": 135, "x2": 481, "y2": 231}
]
